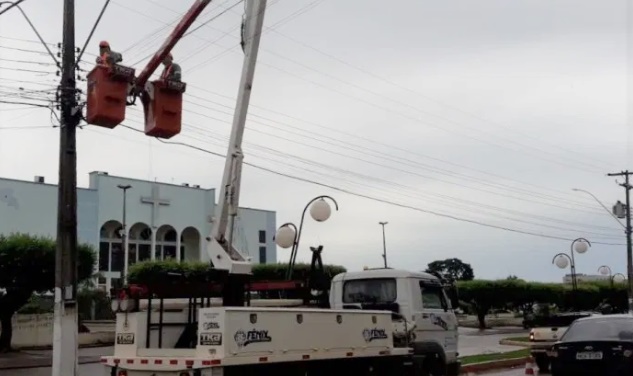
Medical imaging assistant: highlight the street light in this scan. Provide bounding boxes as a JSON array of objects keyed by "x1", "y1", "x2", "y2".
[
  {"x1": 379, "y1": 221, "x2": 388, "y2": 268},
  {"x1": 552, "y1": 238, "x2": 591, "y2": 292},
  {"x1": 613, "y1": 273, "x2": 627, "y2": 284},
  {"x1": 275, "y1": 196, "x2": 339, "y2": 280},
  {"x1": 573, "y1": 188, "x2": 633, "y2": 313},
  {"x1": 117, "y1": 184, "x2": 132, "y2": 283}
]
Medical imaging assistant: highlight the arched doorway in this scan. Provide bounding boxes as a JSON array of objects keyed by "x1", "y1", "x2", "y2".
[
  {"x1": 128, "y1": 222, "x2": 152, "y2": 265},
  {"x1": 99, "y1": 220, "x2": 123, "y2": 290},
  {"x1": 181, "y1": 226, "x2": 201, "y2": 262},
  {"x1": 156, "y1": 225, "x2": 178, "y2": 260}
]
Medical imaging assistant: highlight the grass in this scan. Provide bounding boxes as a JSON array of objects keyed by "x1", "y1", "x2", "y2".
[
  {"x1": 459, "y1": 348, "x2": 530, "y2": 365},
  {"x1": 505, "y1": 336, "x2": 530, "y2": 342}
]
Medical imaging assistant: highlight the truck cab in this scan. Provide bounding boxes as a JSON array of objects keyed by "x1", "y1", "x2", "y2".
[{"x1": 329, "y1": 268, "x2": 460, "y2": 376}]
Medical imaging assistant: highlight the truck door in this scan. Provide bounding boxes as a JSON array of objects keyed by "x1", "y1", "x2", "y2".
[{"x1": 413, "y1": 280, "x2": 458, "y2": 363}]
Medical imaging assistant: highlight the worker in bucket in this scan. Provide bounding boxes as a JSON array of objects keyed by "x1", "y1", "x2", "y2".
[
  {"x1": 96, "y1": 40, "x2": 122, "y2": 67},
  {"x1": 160, "y1": 53, "x2": 182, "y2": 82}
]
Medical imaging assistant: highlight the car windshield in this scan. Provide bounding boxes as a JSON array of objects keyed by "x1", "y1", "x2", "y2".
[
  {"x1": 562, "y1": 318, "x2": 633, "y2": 342},
  {"x1": 343, "y1": 278, "x2": 397, "y2": 304}
]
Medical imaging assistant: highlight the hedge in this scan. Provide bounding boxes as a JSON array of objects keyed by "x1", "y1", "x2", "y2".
[
  {"x1": 456, "y1": 279, "x2": 629, "y2": 328},
  {"x1": 127, "y1": 260, "x2": 346, "y2": 286}
]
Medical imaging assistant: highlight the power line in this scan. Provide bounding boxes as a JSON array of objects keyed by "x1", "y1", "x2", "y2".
[
  {"x1": 129, "y1": 1, "x2": 609, "y2": 174},
  {"x1": 86, "y1": 123, "x2": 624, "y2": 246}
]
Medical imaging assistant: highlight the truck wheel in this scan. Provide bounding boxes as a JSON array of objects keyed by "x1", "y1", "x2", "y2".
[{"x1": 534, "y1": 354, "x2": 550, "y2": 372}]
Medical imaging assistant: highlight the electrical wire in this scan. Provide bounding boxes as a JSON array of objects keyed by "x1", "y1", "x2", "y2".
[
  {"x1": 116, "y1": 110, "x2": 624, "y2": 235},
  {"x1": 80, "y1": 122, "x2": 625, "y2": 246}
]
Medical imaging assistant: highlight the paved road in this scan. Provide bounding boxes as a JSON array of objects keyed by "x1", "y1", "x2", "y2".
[
  {"x1": 458, "y1": 327, "x2": 527, "y2": 357},
  {"x1": 481, "y1": 367, "x2": 541, "y2": 375}
]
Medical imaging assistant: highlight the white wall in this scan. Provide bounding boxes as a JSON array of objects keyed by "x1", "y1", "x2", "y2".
[
  {"x1": 236, "y1": 207, "x2": 277, "y2": 264},
  {"x1": 0, "y1": 173, "x2": 276, "y2": 265},
  {"x1": 0, "y1": 177, "x2": 99, "y2": 248},
  {"x1": 89, "y1": 172, "x2": 213, "y2": 235}
]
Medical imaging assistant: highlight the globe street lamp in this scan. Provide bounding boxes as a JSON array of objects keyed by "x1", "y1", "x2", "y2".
[
  {"x1": 613, "y1": 273, "x2": 627, "y2": 284},
  {"x1": 599, "y1": 265, "x2": 614, "y2": 287},
  {"x1": 275, "y1": 196, "x2": 339, "y2": 280},
  {"x1": 552, "y1": 237, "x2": 591, "y2": 291}
]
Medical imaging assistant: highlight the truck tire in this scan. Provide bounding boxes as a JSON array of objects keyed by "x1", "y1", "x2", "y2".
[{"x1": 534, "y1": 354, "x2": 550, "y2": 372}]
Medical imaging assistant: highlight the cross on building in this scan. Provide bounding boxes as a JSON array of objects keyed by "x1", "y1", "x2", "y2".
[{"x1": 140, "y1": 183, "x2": 170, "y2": 229}]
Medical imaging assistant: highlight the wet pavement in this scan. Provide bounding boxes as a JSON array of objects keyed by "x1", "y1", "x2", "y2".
[
  {"x1": 481, "y1": 367, "x2": 542, "y2": 375},
  {"x1": 458, "y1": 327, "x2": 528, "y2": 357}
]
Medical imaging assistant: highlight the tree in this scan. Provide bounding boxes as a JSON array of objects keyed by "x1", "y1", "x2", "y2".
[
  {"x1": 0, "y1": 234, "x2": 96, "y2": 352},
  {"x1": 426, "y1": 258, "x2": 474, "y2": 282}
]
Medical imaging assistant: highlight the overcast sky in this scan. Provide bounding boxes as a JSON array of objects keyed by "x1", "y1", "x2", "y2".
[{"x1": 0, "y1": 0, "x2": 631, "y2": 281}]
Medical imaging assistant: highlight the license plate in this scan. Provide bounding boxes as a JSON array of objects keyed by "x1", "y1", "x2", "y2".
[{"x1": 576, "y1": 351, "x2": 603, "y2": 360}]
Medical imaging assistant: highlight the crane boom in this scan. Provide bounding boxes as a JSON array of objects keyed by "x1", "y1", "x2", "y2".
[
  {"x1": 134, "y1": 0, "x2": 213, "y2": 92},
  {"x1": 206, "y1": 0, "x2": 267, "y2": 275}
]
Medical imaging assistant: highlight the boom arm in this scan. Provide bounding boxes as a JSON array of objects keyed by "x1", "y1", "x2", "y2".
[
  {"x1": 206, "y1": 0, "x2": 268, "y2": 274},
  {"x1": 133, "y1": 0, "x2": 212, "y2": 92}
]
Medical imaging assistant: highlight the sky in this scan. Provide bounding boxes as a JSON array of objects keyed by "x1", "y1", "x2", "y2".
[{"x1": 0, "y1": 0, "x2": 632, "y2": 282}]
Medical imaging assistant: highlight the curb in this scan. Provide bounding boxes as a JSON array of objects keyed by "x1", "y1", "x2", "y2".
[
  {"x1": 460, "y1": 356, "x2": 528, "y2": 374},
  {"x1": 499, "y1": 339, "x2": 530, "y2": 347},
  {"x1": 0, "y1": 355, "x2": 102, "y2": 370}
]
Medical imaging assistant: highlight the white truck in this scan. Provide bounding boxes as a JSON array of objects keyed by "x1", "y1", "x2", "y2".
[
  {"x1": 101, "y1": 268, "x2": 460, "y2": 375},
  {"x1": 101, "y1": 1, "x2": 459, "y2": 375}
]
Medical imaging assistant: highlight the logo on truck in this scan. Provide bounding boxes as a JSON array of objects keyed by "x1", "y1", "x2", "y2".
[
  {"x1": 200, "y1": 332, "x2": 222, "y2": 346},
  {"x1": 234, "y1": 329, "x2": 272, "y2": 348},
  {"x1": 430, "y1": 314, "x2": 449, "y2": 330},
  {"x1": 363, "y1": 328, "x2": 388, "y2": 342},
  {"x1": 202, "y1": 321, "x2": 220, "y2": 330}
]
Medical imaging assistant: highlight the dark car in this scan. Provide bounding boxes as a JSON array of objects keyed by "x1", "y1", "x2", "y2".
[{"x1": 550, "y1": 314, "x2": 633, "y2": 376}]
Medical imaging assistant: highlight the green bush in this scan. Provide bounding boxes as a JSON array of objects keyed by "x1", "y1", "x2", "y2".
[
  {"x1": 0, "y1": 233, "x2": 96, "y2": 351},
  {"x1": 456, "y1": 279, "x2": 628, "y2": 328},
  {"x1": 128, "y1": 260, "x2": 346, "y2": 286},
  {"x1": 78, "y1": 288, "x2": 115, "y2": 321}
]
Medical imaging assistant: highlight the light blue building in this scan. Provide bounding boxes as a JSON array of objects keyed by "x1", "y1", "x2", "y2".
[{"x1": 0, "y1": 171, "x2": 277, "y2": 290}]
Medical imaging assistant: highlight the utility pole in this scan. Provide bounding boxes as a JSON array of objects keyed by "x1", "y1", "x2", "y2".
[
  {"x1": 379, "y1": 221, "x2": 388, "y2": 268},
  {"x1": 117, "y1": 184, "x2": 132, "y2": 283},
  {"x1": 53, "y1": 0, "x2": 79, "y2": 374},
  {"x1": 608, "y1": 170, "x2": 633, "y2": 314}
]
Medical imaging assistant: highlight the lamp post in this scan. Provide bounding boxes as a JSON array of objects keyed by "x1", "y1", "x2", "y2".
[
  {"x1": 599, "y1": 265, "x2": 614, "y2": 286},
  {"x1": 552, "y1": 238, "x2": 591, "y2": 309},
  {"x1": 117, "y1": 184, "x2": 132, "y2": 283},
  {"x1": 613, "y1": 273, "x2": 627, "y2": 284},
  {"x1": 275, "y1": 196, "x2": 339, "y2": 280},
  {"x1": 573, "y1": 187, "x2": 633, "y2": 313},
  {"x1": 379, "y1": 221, "x2": 388, "y2": 268}
]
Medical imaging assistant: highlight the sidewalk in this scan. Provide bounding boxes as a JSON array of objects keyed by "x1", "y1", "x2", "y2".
[{"x1": 0, "y1": 346, "x2": 112, "y2": 370}]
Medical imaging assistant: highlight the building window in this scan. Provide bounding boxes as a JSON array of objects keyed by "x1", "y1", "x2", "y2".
[
  {"x1": 258, "y1": 230, "x2": 266, "y2": 243},
  {"x1": 163, "y1": 245, "x2": 177, "y2": 260},
  {"x1": 111, "y1": 242, "x2": 124, "y2": 272},
  {"x1": 99, "y1": 242, "x2": 110, "y2": 272},
  {"x1": 138, "y1": 244, "x2": 151, "y2": 262},
  {"x1": 259, "y1": 246, "x2": 267, "y2": 264},
  {"x1": 129, "y1": 244, "x2": 137, "y2": 266}
]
